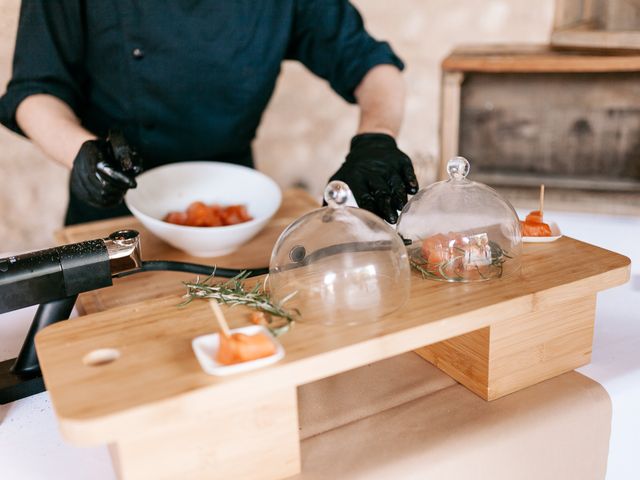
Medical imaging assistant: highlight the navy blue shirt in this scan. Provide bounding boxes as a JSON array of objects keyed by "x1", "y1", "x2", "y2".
[{"x1": 0, "y1": 0, "x2": 404, "y2": 171}]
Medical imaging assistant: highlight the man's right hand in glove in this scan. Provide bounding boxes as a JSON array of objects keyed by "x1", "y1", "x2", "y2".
[{"x1": 70, "y1": 130, "x2": 143, "y2": 208}]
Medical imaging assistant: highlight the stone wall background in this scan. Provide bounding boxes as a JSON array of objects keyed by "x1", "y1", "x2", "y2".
[{"x1": 0, "y1": 0, "x2": 554, "y2": 251}]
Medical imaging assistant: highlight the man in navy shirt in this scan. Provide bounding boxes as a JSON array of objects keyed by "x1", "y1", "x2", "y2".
[{"x1": 0, "y1": 0, "x2": 418, "y2": 225}]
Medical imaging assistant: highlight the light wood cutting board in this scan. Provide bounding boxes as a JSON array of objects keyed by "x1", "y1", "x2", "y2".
[{"x1": 55, "y1": 189, "x2": 319, "y2": 314}]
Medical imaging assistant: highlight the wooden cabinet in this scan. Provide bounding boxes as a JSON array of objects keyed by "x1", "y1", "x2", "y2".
[{"x1": 438, "y1": 46, "x2": 640, "y2": 196}]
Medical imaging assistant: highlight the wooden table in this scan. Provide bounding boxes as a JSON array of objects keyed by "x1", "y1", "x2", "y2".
[{"x1": 38, "y1": 189, "x2": 630, "y2": 480}]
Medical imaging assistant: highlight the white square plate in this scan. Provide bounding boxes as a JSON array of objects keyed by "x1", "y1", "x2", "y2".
[
  {"x1": 192, "y1": 325, "x2": 285, "y2": 376},
  {"x1": 523, "y1": 221, "x2": 563, "y2": 243}
]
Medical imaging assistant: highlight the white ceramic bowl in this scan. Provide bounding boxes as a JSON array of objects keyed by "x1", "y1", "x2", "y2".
[{"x1": 125, "y1": 162, "x2": 282, "y2": 257}]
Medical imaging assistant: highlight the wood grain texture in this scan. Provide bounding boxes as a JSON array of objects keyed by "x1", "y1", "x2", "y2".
[
  {"x1": 488, "y1": 294, "x2": 596, "y2": 399},
  {"x1": 607, "y1": 0, "x2": 640, "y2": 31},
  {"x1": 442, "y1": 45, "x2": 640, "y2": 73},
  {"x1": 552, "y1": 27, "x2": 640, "y2": 50},
  {"x1": 554, "y1": 0, "x2": 640, "y2": 30},
  {"x1": 415, "y1": 328, "x2": 490, "y2": 397},
  {"x1": 554, "y1": 0, "x2": 595, "y2": 28},
  {"x1": 55, "y1": 189, "x2": 319, "y2": 314},
  {"x1": 35, "y1": 236, "x2": 630, "y2": 445},
  {"x1": 109, "y1": 388, "x2": 300, "y2": 480},
  {"x1": 417, "y1": 294, "x2": 597, "y2": 400},
  {"x1": 458, "y1": 72, "x2": 640, "y2": 182},
  {"x1": 552, "y1": 0, "x2": 640, "y2": 50}
]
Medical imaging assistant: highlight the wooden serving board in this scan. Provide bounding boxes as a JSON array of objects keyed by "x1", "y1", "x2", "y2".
[
  {"x1": 442, "y1": 44, "x2": 640, "y2": 73},
  {"x1": 36, "y1": 231, "x2": 630, "y2": 479},
  {"x1": 55, "y1": 189, "x2": 318, "y2": 314}
]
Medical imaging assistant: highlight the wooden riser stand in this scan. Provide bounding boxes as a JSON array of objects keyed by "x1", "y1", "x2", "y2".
[
  {"x1": 417, "y1": 294, "x2": 596, "y2": 400},
  {"x1": 38, "y1": 191, "x2": 630, "y2": 480},
  {"x1": 103, "y1": 294, "x2": 602, "y2": 479},
  {"x1": 109, "y1": 389, "x2": 300, "y2": 480}
]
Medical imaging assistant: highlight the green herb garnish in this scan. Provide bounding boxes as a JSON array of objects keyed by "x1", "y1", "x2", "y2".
[
  {"x1": 181, "y1": 270, "x2": 298, "y2": 336},
  {"x1": 410, "y1": 240, "x2": 510, "y2": 282}
]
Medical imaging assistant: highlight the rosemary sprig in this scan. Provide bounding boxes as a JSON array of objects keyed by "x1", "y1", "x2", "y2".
[
  {"x1": 409, "y1": 258, "x2": 441, "y2": 279},
  {"x1": 475, "y1": 265, "x2": 488, "y2": 280},
  {"x1": 181, "y1": 271, "x2": 299, "y2": 336},
  {"x1": 439, "y1": 255, "x2": 465, "y2": 281}
]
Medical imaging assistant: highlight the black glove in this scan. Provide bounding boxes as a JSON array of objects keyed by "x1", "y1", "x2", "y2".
[
  {"x1": 70, "y1": 129, "x2": 143, "y2": 208},
  {"x1": 329, "y1": 133, "x2": 419, "y2": 223}
]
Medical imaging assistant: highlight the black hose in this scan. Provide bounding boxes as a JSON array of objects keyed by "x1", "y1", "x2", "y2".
[{"x1": 114, "y1": 260, "x2": 269, "y2": 279}]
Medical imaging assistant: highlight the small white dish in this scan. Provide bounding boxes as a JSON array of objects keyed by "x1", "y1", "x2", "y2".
[
  {"x1": 192, "y1": 325, "x2": 284, "y2": 376},
  {"x1": 523, "y1": 221, "x2": 563, "y2": 243}
]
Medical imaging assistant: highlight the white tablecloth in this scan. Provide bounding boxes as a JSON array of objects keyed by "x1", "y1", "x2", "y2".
[{"x1": 0, "y1": 210, "x2": 638, "y2": 480}]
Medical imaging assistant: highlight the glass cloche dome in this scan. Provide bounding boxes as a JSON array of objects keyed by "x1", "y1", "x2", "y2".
[
  {"x1": 397, "y1": 157, "x2": 522, "y2": 282},
  {"x1": 269, "y1": 181, "x2": 410, "y2": 326}
]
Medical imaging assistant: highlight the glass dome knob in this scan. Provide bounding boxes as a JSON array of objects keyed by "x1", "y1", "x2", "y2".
[
  {"x1": 447, "y1": 156, "x2": 471, "y2": 181},
  {"x1": 324, "y1": 180, "x2": 350, "y2": 208}
]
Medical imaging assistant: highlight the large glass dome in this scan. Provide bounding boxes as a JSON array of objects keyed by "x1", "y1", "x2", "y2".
[
  {"x1": 397, "y1": 157, "x2": 522, "y2": 282},
  {"x1": 269, "y1": 181, "x2": 410, "y2": 326}
]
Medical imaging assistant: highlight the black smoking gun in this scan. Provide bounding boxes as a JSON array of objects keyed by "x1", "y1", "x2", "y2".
[{"x1": 0, "y1": 230, "x2": 267, "y2": 403}]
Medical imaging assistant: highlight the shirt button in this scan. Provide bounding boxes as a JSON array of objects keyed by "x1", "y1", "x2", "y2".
[{"x1": 132, "y1": 48, "x2": 145, "y2": 59}]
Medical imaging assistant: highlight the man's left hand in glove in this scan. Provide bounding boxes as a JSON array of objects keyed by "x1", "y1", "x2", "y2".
[{"x1": 329, "y1": 132, "x2": 418, "y2": 224}]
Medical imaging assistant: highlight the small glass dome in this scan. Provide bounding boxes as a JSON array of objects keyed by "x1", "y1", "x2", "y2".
[
  {"x1": 397, "y1": 157, "x2": 522, "y2": 282},
  {"x1": 269, "y1": 181, "x2": 410, "y2": 326}
]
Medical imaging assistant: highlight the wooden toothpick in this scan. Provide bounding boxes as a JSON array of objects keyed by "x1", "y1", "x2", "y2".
[
  {"x1": 539, "y1": 184, "x2": 545, "y2": 216},
  {"x1": 208, "y1": 300, "x2": 231, "y2": 338}
]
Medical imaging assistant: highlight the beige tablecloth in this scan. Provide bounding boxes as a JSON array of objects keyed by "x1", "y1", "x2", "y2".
[{"x1": 294, "y1": 353, "x2": 611, "y2": 480}]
